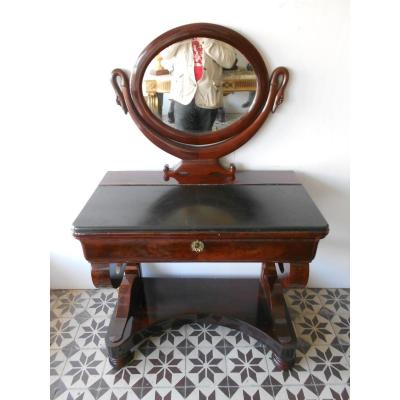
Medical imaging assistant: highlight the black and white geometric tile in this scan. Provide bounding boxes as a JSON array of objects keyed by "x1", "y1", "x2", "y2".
[
  {"x1": 285, "y1": 289, "x2": 322, "y2": 314},
  {"x1": 50, "y1": 288, "x2": 350, "y2": 399},
  {"x1": 186, "y1": 347, "x2": 226, "y2": 386},
  {"x1": 51, "y1": 319, "x2": 80, "y2": 349},
  {"x1": 226, "y1": 347, "x2": 267, "y2": 386},
  {"x1": 319, "y1": 290, "x2": 350, "y2": 315},
  {"x1": 145, "y1": 349, "x2": 185, "y2": 387},
  {"x1": 75, "y1": 318, "x2": 110, "y2": 349},
  {"x1": 102, "y1": 353, "x2": 146, "y2": 388},
  {"x1": 307, "y1": 346, "x2": 350, "y2": 385}
]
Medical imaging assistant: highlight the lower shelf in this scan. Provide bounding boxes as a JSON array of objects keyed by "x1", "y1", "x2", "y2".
[
  {"x1": 134, "y1": 278, "x2": 271, "y2": 327},
  {"x1": 106, "y1": 277, "x2": 297, "y2": 370}
]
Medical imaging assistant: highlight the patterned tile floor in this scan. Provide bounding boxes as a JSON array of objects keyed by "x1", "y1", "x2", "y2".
[{"x1": 50, "y1": 288, "x2": 350, "y2": 400}]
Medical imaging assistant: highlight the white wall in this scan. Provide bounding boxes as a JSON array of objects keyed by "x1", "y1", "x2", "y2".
[{"x1": 49, "y1": 0, "x2": 349, "y2": 288}]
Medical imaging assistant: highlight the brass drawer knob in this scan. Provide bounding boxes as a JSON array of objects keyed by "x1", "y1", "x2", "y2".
[{"x1": 191, "y1": 240, "x2": 205, "y2": 253}]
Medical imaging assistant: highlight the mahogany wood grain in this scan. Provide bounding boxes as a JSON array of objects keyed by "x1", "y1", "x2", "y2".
[
  {"x1": 91, "y1": 263, "x2": 113, "y2": 288},
  {"x1": 281, "y1": 262, "x2": 310, "y2": 288},
  {"x1": 77, "y1": 234, "x2": 322, "y2": 263}
]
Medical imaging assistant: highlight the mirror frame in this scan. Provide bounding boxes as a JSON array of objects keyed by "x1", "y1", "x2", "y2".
[
  {"x1": 132, "y1": 23, "x2": 268, "y2": 145},
  {"x1": 111, "y1": 23, "x2": 289, "y2": 183}
]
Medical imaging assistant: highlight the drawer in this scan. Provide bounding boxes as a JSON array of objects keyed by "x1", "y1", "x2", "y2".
[{"x1": 77, "y1": 234, "x2": 320, "y2": 263}]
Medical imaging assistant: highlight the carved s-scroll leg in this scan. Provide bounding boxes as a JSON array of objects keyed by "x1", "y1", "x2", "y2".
[
  {"x1": 281, "y1": 263, "x2": 309, "y2": 288},
  {"x1": 91, "y1": 262, "x2": 128, "y2": 288},
  {"x1": 261, "y1": 262, "x2": 296, "y2": 370},
  {"x1": 107, "y1": 264, "x2": 140, "y2": 368},
  {"x1": 90, "y1": 263, "x2": 140, "y2": 367},
  {"x1": 114, "y1": 265, "x2": 139, "y2": 322}
]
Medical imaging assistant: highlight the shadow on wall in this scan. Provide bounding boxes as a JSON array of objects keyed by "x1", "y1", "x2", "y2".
[
  {"x1": 50, "y1": 252, "x2": 92, "y2": 289},
  {"x1": 296, "y1": 171, "x2": 349, "y2": 288},
  {"x1": 140, "y1": 262, "x2": 263, "y2": 279}
]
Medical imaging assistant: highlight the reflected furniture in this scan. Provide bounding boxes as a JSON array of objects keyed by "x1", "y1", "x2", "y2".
[{"x1": 143, "y1": 69, "x2": 257, "y2": 116}]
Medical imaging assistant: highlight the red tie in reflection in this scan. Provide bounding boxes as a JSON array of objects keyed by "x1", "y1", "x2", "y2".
[{"x1": 192, "y1": 38, "x2": 203, "y2": 81}]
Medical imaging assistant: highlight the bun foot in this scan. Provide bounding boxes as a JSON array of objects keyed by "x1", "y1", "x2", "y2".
[
  {"x1": 109, "y1": 353, "x2": 132, "y2": 369},
  {"x1": 271, "y1": 352, "x2": 295, "y2": 371}
]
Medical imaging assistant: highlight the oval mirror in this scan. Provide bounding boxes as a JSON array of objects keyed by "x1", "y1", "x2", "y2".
[
  {"x1": 112, "y1": 23, "x2": 288, "y2": 183},
  {"x1": 142, "y1": 38, "x2": 257, "y2": 135}
]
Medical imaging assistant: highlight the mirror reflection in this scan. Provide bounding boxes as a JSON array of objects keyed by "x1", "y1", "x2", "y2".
[{"x1": 142, "y1": 38, "x2": 257, "y2": 134}]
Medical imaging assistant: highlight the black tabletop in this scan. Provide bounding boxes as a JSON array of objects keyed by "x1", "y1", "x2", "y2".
[{"x1": 73, "y1": 173, "x2": 328, "y2": 234}]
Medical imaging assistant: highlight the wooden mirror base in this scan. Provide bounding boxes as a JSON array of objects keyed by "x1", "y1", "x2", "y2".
[
  {"x1": 100, "y1": 262, "x2": 308, "y2": 370},
  {"x1": 163, "y1": 160, "x2": 236, "y2": 184}
]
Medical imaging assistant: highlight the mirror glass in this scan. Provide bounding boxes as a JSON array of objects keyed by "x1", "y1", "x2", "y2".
[{"x1": 142, "y1": 38, "x2": 257, "y2": 134}]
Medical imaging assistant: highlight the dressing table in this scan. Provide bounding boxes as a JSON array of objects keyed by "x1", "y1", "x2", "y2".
[{"x1": 73, "y1": 23, "x2": 328, "y2": 371}]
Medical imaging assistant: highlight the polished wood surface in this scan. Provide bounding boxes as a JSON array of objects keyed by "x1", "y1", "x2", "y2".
[{"x1": 73, "y1": 171, "x2": 328, "y2": 370}]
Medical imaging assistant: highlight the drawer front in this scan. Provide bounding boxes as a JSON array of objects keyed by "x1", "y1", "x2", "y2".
[{"x1": 79, "y1": 236, "x2": 319, "y2": 263}]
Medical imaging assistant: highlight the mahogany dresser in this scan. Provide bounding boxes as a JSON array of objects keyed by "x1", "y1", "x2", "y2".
[{"x1": 73, "y1": 170, "x2": 328, "y2": 370}]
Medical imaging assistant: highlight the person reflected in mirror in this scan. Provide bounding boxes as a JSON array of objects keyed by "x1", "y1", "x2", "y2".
[{"x1": 161, "y1": 38, "x2": 236, "y2": 133}]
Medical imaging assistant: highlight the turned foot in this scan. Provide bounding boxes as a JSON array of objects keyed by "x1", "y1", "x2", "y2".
[
  {"x1": 109, "y1": 352, "x2": 132, "y2": 369},
  {"x1": 271, "y1": 352, "x2": 295, "y2": 371}
]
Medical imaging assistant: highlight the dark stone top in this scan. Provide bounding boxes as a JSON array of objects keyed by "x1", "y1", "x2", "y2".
[{"x1": 73, "y1": 171, "x2": 328, "y2": 234}]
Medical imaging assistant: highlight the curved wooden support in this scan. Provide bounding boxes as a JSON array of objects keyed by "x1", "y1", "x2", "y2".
[
  {"x1": 108, "y1": 263, "x2": 140, "y2": 348},
  {"x1": 281, "y1": 262, "x2": 309, "y2": 288},
  {"x1": 271, "y1": 67, "x2": 289, "y2": 113},
  {"x1": 111, "y1": 69, "x2": 129, "y2": 114},
  {"x1": 260, "y1": 262, "x2": 297, "y2": 369},
  {"x1": 115, "y1": 264, "x2": 140, "y2": 319},
  {"x1": 91, "y1": 262, "x2": 129, "y2": 289},
  {"x1": 91, "y1": 263, "x2": 113, "y2": 288},
  {"x1": 261, "y1": 263, "x2": 293, "y2": 343}
]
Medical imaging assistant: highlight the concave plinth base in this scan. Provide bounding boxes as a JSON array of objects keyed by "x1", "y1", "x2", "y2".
[{"x1": 105, "y1": 277, "x2": 297, "y2": 369}]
